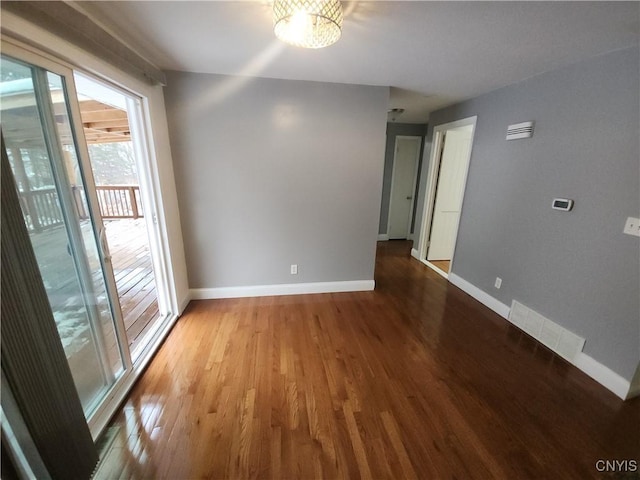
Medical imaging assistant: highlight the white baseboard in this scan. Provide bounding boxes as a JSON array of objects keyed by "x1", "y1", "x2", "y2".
[
  {"x1": 190, "y1": 280, "x2": 375, "y2": 300},
  {"x1": 377, "y1": 234, "x2": 389, "y2": 241},
  {"x1": 410, "y1": 248, "x2": 420, "y2": 260},
  {"x1": 574, "y1": 353, "x2": 631, "y2": 400},
  {"x1": 448, "y1": 273, "x2": 511, "y2": 319},
  {"x1": 447, "y1": 273, "x2": 635, "y2": 400},
  {"x1": 178, "y1": 293, "x2": 191, "y2": 314}
]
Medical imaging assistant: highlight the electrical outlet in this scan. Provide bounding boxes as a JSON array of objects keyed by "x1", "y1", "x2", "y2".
[
  {"x1": 290, "y1": 264, "x2": 298, "y2": 275},
  {"x1": 494, "y1": 277, "x2": 502, "y2": 289},
  {"x1": 623, "y1": 217, "x2": 640, "y2": 237}
]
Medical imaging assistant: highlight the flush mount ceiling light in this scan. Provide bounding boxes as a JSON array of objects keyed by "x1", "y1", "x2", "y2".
[{"x1": 273, "y1": 0, "x2": 343, "y2": 49}]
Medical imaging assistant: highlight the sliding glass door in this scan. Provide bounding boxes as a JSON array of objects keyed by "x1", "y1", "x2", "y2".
[
  {"x1": 1, "y1": 52, "x2": 130, "y2": 418},
  {"x1": 73, "y1": 72, "x2": 171, "y2": 362}
]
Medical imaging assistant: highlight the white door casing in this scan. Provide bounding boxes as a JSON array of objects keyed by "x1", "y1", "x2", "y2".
[
  {"x1": 0, "y1": 32, "x2": 182, "y2": 441},
  {"x1": 416, "y1": 116, "x2": 477, "y2": 277},
  {"x1": 387, "y1": 136, "x2": 421, "y2": 239},
  {"x1": 427, "y1": 128, "x2": 472, "y2": 260}
]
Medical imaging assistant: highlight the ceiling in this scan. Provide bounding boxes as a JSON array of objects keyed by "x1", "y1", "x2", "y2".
[{"x1": 76, "y1": 1, "x2": 639, "y2": 123}]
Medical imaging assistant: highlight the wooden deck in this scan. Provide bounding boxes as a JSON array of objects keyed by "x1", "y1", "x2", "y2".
[{"x1": 106, "y1": 218, "x2": 159, "y2": 356}]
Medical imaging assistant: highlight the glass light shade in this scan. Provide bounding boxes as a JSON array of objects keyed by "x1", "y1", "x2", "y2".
[{"x1": 273, "y1": 0, "x2": 343, "y2": 49}]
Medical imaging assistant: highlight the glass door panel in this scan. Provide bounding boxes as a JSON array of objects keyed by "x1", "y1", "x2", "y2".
[
  {"x1": 73, "y1": 74, "x2": 165, "y2": 362},
  {"x1": 1, "y1": 55, "x2": 126, "y2": 417},
  {"x1": 74, "y1": 72, "x2": 175, "y2": 365}
]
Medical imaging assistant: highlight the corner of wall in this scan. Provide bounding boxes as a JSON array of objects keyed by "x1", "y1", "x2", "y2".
[
  {"x1": 626, "y1": 363, "x2": 640, "y2": 399},
  {"x1": 178, "y1": 292, "x2": 192, "y2": 315}
]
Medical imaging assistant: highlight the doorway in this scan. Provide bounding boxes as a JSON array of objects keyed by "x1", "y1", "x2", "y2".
[
  {"x1": 73, "y1": 73, "x2": 169, "y2": 361},
  {"x1": 417, "y1": 117, "x2": 477, "y2": 278},
  {"x1": 1, "y1": 40, "x2": 177, "y2": 440},
  {"x1": 1, "y1": 51, "x2": 129, "y2": 419},
  {"x1": 387, "y1": 136, "x2": 421, "y2": 240}
]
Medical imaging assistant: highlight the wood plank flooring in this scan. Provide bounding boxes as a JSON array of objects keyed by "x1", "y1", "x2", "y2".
[
  {"x1": 430, "y1": 259, "x2": 450, "y2": 273},
  {"x1": 106, "y1": 219, "x2": 160, "y2": 355},
  {"x1": 94, "y1": 241, "x2": 639, "y2": 479}
]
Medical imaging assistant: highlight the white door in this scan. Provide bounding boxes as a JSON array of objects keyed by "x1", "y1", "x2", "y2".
[
  {"x1": 388, "y1": 137, "x2": 421, "y2": 239},
  {"x1": 427, "y1": 129, "x2": 472, "y2": 260}
]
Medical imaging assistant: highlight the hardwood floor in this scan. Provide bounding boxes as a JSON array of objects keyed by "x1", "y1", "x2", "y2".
[
  {"x1": 94, "y1": 241, "x2": 639, "y2": 479},
  {"x1": 430, "y1": 259, "x2": 450, "y2": 273}
]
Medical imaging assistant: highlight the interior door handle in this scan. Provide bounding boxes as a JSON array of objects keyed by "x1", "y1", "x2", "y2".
[
  {"x1": 406, "y1": 196, "x2": 413, "y2": 200},
  {"x1": 99, "y1": 227, "x2": 112, "y2": 262}
]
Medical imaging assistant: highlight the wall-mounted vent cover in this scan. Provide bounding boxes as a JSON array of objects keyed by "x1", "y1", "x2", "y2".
[
  {"x1": 506, "y1": 121, "x2": 534, "y2": 140},
  {"x1": 509, "y1": 300, "x2": 585, "y2": 363}
]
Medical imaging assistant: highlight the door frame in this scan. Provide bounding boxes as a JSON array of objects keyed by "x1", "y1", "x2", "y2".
[
  {"x1": 0, "y1": 41, "x2": 134, "y2": 432},
  {"x1": 74, "y1": 71, "x2": 175, "y2": 361},
  {"x1": 386, "y1": 135, "x2": 422, "y2": 240},
  {"x1": 1, "y1": 34, "x2": 181, "y2": 440},
  {"x1": 416, "y1": 116, "x2": 477, "y2": 278}
]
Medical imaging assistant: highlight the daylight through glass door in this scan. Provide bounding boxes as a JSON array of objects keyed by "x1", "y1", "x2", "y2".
[
  {"x1": 1, "y1": 55, "x2": 127, "y2": 417},
  {"x1": 73, "y1": 73, "x2": 167, "y2": 361}
]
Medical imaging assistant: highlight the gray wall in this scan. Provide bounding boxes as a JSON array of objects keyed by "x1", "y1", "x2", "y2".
[
  {"x1": 378, "y1": 123, "x2": 428, "y2": 235},
  {"x1": 415, "y1": 47, "x2": 640, "y2": 381},
  {"x1": 164, "y1": 71, "x2": 388, "y2": 288}
]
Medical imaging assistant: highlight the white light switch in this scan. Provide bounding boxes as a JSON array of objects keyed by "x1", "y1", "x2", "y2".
[
  {"x1": 290, "y1": 264, "x2": 298, "y2": 275},
  {"x1": 623, "y1": 217, "x2": 640, "y2": 237}
]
